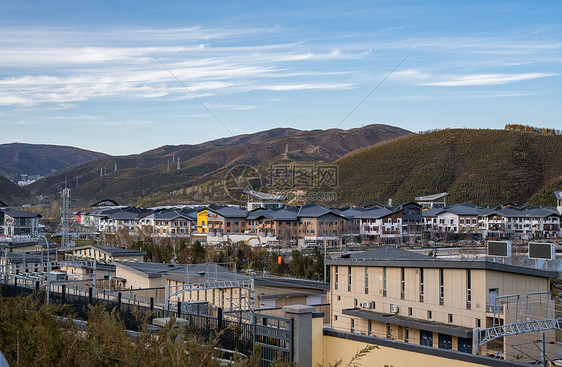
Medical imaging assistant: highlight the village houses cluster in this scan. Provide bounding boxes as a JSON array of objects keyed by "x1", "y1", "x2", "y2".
[{"x1": 70, "y1": 190, "x2": 562, "y2": 245}]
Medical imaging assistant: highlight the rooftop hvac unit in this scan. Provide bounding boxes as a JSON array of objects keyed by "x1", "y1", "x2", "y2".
[
  {"x1": 390, "y1": 305, "x2": 399, "y2": 314},
  {"x1": 359, "y1": 301, "x2": 372, "y2": 308}
]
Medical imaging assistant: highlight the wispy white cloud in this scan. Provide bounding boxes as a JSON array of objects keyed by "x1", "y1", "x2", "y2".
[
  {"x1": 422, "y1": 73, "x2": 556, "y2": 86},
  {"x1": 256, "y1": 83, "x2": 355, "y2": 91},
  {"x1": 203, "y1": 103, "x2": 257, "y2": 110}
]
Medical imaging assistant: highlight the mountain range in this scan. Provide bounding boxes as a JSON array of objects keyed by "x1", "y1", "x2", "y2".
[
  {"x1": 16, "y1": 124, "x2": 410, "y2": 205},
  {"x1": 2, "y1": 126, "x2": 560, "y2": 208}
]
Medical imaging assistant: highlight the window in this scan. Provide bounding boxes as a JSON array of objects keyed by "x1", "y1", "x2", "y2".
[
  {"x1": 335, "y1": 266, "x2": 338, "y2": 290},
  {"x1": 408, "y1": 307, "x2": 413, "y2": 316},
  {"x1": 386, "y1": 323, "x2": 391, "y2": 338},
  {"x1": 351, "y1": 318, "x2": 355, "y2": 333},
  {"x1": 334, "y1": 315, "x2": 337, "y2": 321},
  {"x1": 476, "y1": 318, "x2": 481, "y2": 328},
  {"x1": 438, "y1": 334, "x2": 452, "y2": 350},
  {"x1": 400, "y1": 267, "x2": 405, "y2": 300},
  {"x1": 383, "y1": 267, "x2": 387, "y2": 297},
  {"x1": 337, "y1": 295, "x2": 341, "y2": 301},
  {"x1": 365, "y1": 267, "x2": 369, "y2": 294},
  {"x1": 427, "y1": 310, "x2": 432, "y2": 319},
  {"x1": 419, "y1": 268, "x2": 424, "y2": 302},
  {"x1": 368, "y1": 320, "x2": 372, "y2": 335},
  {"x1": 439, "y1": 268, "x2": 444, "y2": 306},
  {"x1": 354, "y1": 298, "x2": 358, "y2": 307},
  {"x1": 448, "y1": 314, "x2": 453, "y2": 323},
  {"x1": 405, "y1": 327, "x2": 409, "y2": 342},
  {"x1": 466, "y1": 269, "x2": 472, "y2": 310},
  {"x1": 420, "y1": 330, "x2": 433, "y2": 346},
  {"x1": 348, "y1": 266, "x2": 352, "y2": 292},
  {"x1": 458, "y1": 337, "x2": 472, "y2": 353}
]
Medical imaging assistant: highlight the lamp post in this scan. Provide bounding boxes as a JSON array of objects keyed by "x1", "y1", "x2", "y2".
[{"x1": 39, "y1": 235, "x2": 50, "y2": 305}]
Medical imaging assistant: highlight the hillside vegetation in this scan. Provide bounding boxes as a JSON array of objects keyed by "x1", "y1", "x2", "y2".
[
  {"x1": 0, "y1": 175, "x2": 36, "y2": 205},
  {"x1": 28, "y1": 124, "x2": 410, "y2": 205},
  {"x1": 0, "y1": 143, "x2": 108, "y2": 180},
  {"x1": 332, "y1": 129, "x2": 562, "y2": 207}
]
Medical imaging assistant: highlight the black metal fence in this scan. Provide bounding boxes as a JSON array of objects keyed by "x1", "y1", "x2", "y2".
[{"x1": 0, "y1": 278, "x2": 253, "y2": 356}]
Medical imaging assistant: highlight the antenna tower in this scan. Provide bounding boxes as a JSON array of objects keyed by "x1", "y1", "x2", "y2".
[{"x1": 61, "y1": 188, "x2": 71, "y2": 247}]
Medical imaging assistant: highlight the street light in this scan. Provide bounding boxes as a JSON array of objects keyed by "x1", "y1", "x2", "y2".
[{"x1": 38, "y1": 235, "x2": 50, "y2": 305}]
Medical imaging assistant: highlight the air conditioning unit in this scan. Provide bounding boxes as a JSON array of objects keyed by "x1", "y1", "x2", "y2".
[
  {"x1": 390, "y1": 305, "x2": 399, "y2": 314},
  {"x1": 359, "y1": 301, "x2": 372, "y2": 308}
]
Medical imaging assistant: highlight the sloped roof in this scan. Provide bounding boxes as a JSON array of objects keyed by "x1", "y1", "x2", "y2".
[
  {"x1": 334, "y1": 207, "x2": 366, "y2": 219},
  {"x1": 491, "y1": 206, "x2": 560, "y2": 218},
  {"x1": 102, "y1": 208, "x2": 153, "y2": 220},
  {"x1": 0, "y1": 208, "x2": 41, "y2": 218},
  {"x1": 555, "y1": 190, "x2": 562, "y2": 200},
  {"x1": 91, "y1": 199, "x2": 120, "y2": 207},
  {"x1": 154, "y1": 209, "x2": 192, "y2": 221},
  {"x1": 355, "y1": 207, "x2": 394, "y2": 219},
  {"x1": 297, "y1": 203, "x2": 343, "y2": 218},
  {"x1": 73, "y1": 244, "x2": 146, "y2": 257},
  {"x1": 415, "y1": 192, "x2": 449, "y2": 201},
  {"x1": 207, "y1": 204, "x2": 248, "y2": 218},
  {"x1": 421, "y1": 208, "x2": 445, "y2": 217},
  {"x1": 244, "y1": 189, "x2": 286, "y2": 201},
  {"x1": 443, "y1": 203, "x2": 479, "y2": 216}
]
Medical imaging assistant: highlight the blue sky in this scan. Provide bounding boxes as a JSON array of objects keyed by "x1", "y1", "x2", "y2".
[{"x1": 1, "y1": 0, "x2": 561, "y2": 155}]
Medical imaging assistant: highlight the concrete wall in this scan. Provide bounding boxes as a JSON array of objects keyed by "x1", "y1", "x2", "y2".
[{"x1": 321, "y1": 330, "x2": 529, "y2": 367}]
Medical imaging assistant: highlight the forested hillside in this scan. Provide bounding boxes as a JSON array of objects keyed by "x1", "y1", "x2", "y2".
[{"x1": 332, "y1": 129, "x2": 562, "y2": 206}]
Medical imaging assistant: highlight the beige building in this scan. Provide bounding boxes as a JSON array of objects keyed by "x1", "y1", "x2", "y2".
[
  {"x1": 327, "y1": 247, "x2": 558, "y2": 362},
  {"x1": 66, "y1": 244, "x2": 146, "y2": 264}
]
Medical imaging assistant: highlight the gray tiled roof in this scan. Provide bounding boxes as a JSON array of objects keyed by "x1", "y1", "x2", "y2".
[
  {"x1": 0, "y1": 208, "x2": 41, "y2": 218},
  {"x1": 421, "y1": 208, "x2": 444, "y2": 217},
  {"x1": 154, "y1": 209, "x2": 192, "y2": 221},
  {"x1": 206, "y1": 205, "x2": 248, "y2": 218},
  {"x1": 554, "y1": 190, "x2": 562, "y2": 200},
  {"x1": 355, "y1": 207, "x2": 393, "y2": 219},
  {"x1": 443, "y1": 203, "x2": 479, "y2": 216}
]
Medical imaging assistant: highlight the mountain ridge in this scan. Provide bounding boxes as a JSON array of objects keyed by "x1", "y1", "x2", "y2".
[
  {"x1": 329, "y1": 128, "x2": 562, "y2": 207},
  {"x1": 27, "y1": 124, "x2": 411, "y2": 205}
]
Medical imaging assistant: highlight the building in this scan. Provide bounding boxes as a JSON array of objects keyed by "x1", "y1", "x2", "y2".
[
  {"x1": 415, "y1": 192, "x2": 449, "y2": 209},
  {"x1": 478, "y1": 206, "x2": 561, "y2": 239},
  {"x1": 98, "y1": 207, "x2": 154, "y2": 234},
  {"x1": 296, "y1": 203, "x2": 347, "y2": 246},
  {"x1": 327, "y1": 247, "x2": 557, "y2": 361},
  {"x1": 153, "y1": 208, "x2": 195, "y2": 237},
  {"x1": 357, "y1": 203, "x2": 422, "y2": 244},
  {"x1": 555, "y1": 190, "x2": 562, "y2": 214},
  {"x1": 245, "y1": 206, "x2": 299, "y2": 241},
  {"x1": 422, "y1": 203, "x2": 479, "y2": 236},
  {"x1": 244, "y1": 189, "x2": 286, "y2": 211},
  {"x1": 254, "y1": 276, "x2": 329, "y2": 319},
  {"x1": 66, "y1": 244, "x2": 145, "y2": 263},
  {"x1": 0, "y1": 208, "x2": 41, "y2": 237},
  {"x1": 203, "y1": 205, "x2": 248, "y2": 237}
]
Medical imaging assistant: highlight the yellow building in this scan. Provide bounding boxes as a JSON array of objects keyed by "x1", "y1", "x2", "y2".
[
  {"x1": 196, "y1": 209, "x2": 208, "y2": 233},
  {"x1": 327, "y1": 247, "x2": 558, "y2": 362}
]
